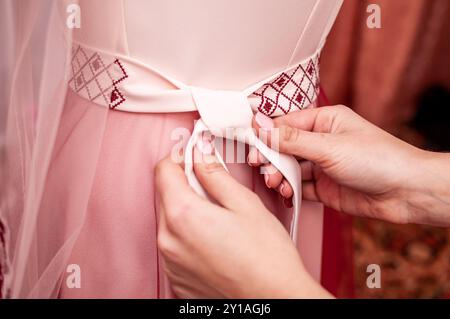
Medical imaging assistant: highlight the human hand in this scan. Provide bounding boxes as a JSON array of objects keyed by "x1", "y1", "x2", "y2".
[
  {"x1": 155, "y1": 141, "x2": 331, "y2": 298},
  {"x1": 249, "y1": 105, "x2": 437, "y2": 225}
]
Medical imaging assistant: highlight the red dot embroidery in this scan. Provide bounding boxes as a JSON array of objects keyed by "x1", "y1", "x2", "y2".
[
  {"x1": 252, "y1": 55, "x2": 321, "y2": 116},
  {"x1": 69, "y1": 46, "x2": 129, "y2": 110},
  {"x1": 69, "y1": 45, "x2": 320, "y2": 116}
]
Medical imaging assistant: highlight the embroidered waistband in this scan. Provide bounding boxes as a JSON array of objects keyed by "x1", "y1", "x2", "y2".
[{"x1": 68, "y1": 43, "x2": 321, "y2": 117}]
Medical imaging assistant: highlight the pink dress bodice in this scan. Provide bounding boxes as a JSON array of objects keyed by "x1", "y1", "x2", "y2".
[{"x1": 74, "y1": 0, "x2": 342, "y2": 90}]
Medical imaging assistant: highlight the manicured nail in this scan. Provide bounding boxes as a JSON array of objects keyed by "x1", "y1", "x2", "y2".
[
  {"x1": 255, "y1": 112, "x2": 274, "y2": 131},
  {"x1": 196, "y1": 135, "x2": 214, "y2": 155},
  {"x1": 279, "y1": 183, "x2": 287, "y2": 197},
  {"x1": 264, "y1": 174, "x2": 271, "y2": 188},
  {"x1": 247, "y1": 148, "x2": 256, "y2": 166},
  {"x1": 247, "y1": 154, "x2": 254, "y2": 166},
  {"x1": 258, "y1": 151, "x2": 268, "y2": 164}
]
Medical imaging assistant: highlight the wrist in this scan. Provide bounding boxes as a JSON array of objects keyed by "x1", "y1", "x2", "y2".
[
  {"x1": 403, "y1": 150, "x2": 450, "y2": 226},
  {"x1": 291, "y1": 272, "x2": 334, "y2": 299}
]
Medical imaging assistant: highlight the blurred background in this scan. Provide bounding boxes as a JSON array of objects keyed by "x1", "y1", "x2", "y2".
[{"x1": 321, "y1": 0, "x2": 450, "y2": 298}]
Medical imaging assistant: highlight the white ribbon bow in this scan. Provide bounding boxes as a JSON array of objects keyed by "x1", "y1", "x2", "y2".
[{"x1": 184, "y1": 87, "x2": 302, "y2": 243}]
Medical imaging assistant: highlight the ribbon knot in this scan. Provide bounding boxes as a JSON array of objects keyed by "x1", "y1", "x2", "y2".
[{"x1": 184, "y1": 87, "x2": 303, "y2": 243}]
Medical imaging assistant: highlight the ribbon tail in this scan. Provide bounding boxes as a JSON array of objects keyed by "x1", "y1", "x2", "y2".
[
  {"x1": 184, "y1": 121, "x2": 302, "y2": 244},
  {"x1": 184, "y1": 120, "x2": 228, "y2": 200}
]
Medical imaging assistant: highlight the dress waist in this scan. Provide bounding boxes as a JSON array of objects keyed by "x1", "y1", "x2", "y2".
[{"x1": 68, "y1": 43, "x2": 321, "y2": 117}]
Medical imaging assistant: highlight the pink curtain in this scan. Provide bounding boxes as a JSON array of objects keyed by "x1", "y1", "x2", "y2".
[{"x1": 321, "y1": 0, "x2": 450, "y2": 132}]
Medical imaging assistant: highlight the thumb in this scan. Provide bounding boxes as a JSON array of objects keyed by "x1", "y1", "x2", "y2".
[
  {"x1": 193, "y1": 136, "x2": 262, "y2": 212},
  {"x1": 253, "y1": 111, "x2": 332, "y2": 163}
]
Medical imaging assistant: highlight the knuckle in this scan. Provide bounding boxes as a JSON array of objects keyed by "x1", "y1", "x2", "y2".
[
  {"x1": 281, "y1": 125, "x2": 301, "y2": 144},
  {"x1": 335, "y1": 104, "x2": 351, "y2": 115},
  {"x1": 335, "y1": 104, "x2": 348, "y2": 111},
  {"x1": 157, "y1": 231, "x2": 176, "y2": 258},
  {"x1": 154, "y1": 159, "x2": 169, "y2": 185},
  {"x1": 172, "y1": 286, "x2": 187, "y2": 298},
  {"x1": 201, "y1": 161, "x2": 225, "y2": 175},
  {"x1": 319, "y1": 106, "x2": 347, "y2": 132},
  {"x1": 165, "y1": 196, "x2": 193, "y2": 230}
]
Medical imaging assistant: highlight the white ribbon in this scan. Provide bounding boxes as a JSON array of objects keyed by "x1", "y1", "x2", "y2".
[{"x1": 185, "y1": 87, "x2": 302, "y2": 243}]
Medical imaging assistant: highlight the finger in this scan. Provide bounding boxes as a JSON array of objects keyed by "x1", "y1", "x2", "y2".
[
  {"x1": 302, "y1": 181, "x2": 320, "y2": 202},
  {"x1": 253, "y1": 112, "x2": 333, "y2": 163},
  {"x1": 273, "y1": 108, "x2": 323, "y2": 131},
  {"x1": 299, "y1": 161, "x2": 314, "y2": 181},
  {"x1": 247, "y1": 146, "x2": 268, "y2": 167},
  {"x1": 284, "y1": 197, "x2": 293, "y2": 208},
  {"x1": 277, "y1": 179, "x2": 293, "y2": 199},
  {"x1": 156, "y1": 156, "x2": 211, "y2": 237},
  {"x1": 260, "y1": 164, "x2": 283, "y2": 189},
  {"x1": 157, "y1": 206, "x2": 178, "y2": 258},
  {"x1": 272, "y1": 105, "x2": 348, "y2": 133},
  {"x1": 253, "y1": 107, "x2": 324, "y2": 133},
  {"x1": 155, "y1": 157, "x2": 199, "y2": 211},
  {"x1": 194, "y1": 137, "x2": 261, "y2": 212},
  {"x1": 273, "y1": 105, "x2": 368, "y2": 133}
]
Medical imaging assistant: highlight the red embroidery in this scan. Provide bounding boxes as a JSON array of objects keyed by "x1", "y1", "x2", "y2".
[
  {"x1": 295, "y1": 92, "x2": 304, "y2": 104},
  {"x1": 109, "y1": 87, "x2": 126, "y2": 109},
  {"x1": 68, "y1": 45, "x2": 320, "y2": 117},
  {"x1": 263, "y1": 99, "x2": 276, "y2": 114},
  {"x1": 69, "y1": 46, "x2": 128, "y2": 110},
  {"x1": 252, "y1": 55, "x2": 320, "y2": 116},
  {"x1": 113, "y1": 59, "x2": 128, "y2": 85}
]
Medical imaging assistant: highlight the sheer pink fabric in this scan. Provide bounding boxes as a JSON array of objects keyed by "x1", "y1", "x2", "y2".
[
  {"x1": 1, "y1": 0, "x2": 347, "y2": 298},
  {"x1": 1, "y1": 0, "x2": 104, "y2": 298}
]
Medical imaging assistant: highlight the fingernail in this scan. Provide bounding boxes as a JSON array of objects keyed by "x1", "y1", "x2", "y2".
[
  {"x1": 247, "y1": 148, "x2": 256, "y2": 166},
  {"x1": 257, "y1": 151, "x2": 267, "y2": 164},
  {"x1": 279, "y1": 183, "x2": 287, "y2": 197},
  {"x1": 255, "y1": 112, "x2": 274, "y2": 131},
  {"x1": 247, "y1": 154, "x2": 254, "y2": 166},
  {"x1": 247, "y1": 148, "x2": 253, "y2": 166},
  {"x1": 196, "y1": 135, "x2": 214, "y2": 155},
  {"x1": 264, "y1": 174, "x2": 271, "y2": 188}
]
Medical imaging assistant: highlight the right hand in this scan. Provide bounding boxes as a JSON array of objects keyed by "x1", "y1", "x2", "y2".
[{"x1": 249, "y1": 105, "x2": 431, "y2": 225}]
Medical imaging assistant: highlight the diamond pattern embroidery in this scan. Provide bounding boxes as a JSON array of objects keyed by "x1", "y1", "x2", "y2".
[
  {"x1": 69, "y1": 45, "x2": 128, "y2": 110},
  {"x1": 252, "y1": 54, "x2": 320, "y2": 116},
  {"x1": 68, "y1": 45, "x2": 320, "y2": 117}
]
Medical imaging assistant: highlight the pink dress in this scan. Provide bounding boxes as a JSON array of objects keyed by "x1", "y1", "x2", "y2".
[{"x1": 1, "y1": 0, "x2": 350, "y2": 298}]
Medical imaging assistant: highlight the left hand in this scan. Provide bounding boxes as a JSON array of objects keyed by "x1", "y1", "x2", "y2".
[{"x1": 155, "y1": 137, "x2": 331, "y2": 298}]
